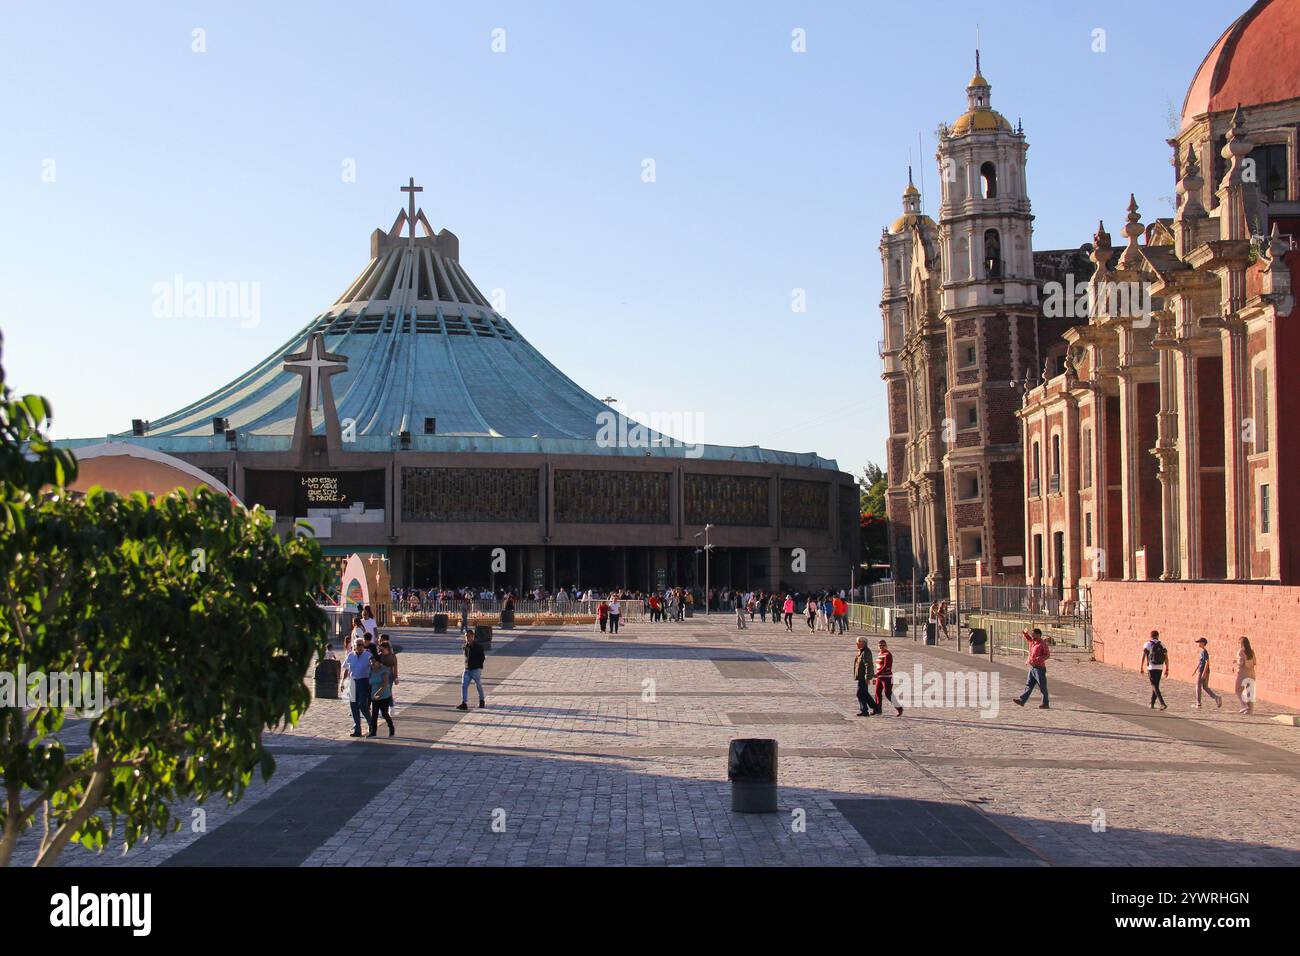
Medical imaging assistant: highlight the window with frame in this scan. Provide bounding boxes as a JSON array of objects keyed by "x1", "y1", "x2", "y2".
[
  {"x1": 1261, "y1": 484, "x2": 1272, "y2": 534},
  {"x1": 956, "y1": 340, "x2": 978, "y2": 368},
  {"x1": 1247, "y1": 144, "x2": 1288, "y2": 202},
  {"x1": 1081, "y1": 428, "x2": 1093, "y2": 488},
  {"x1": 984, "y1": 229, "x2": 1002, "y2": 279},
  {"x1": 1253, "y1": 365, "x2": 1270, "y2": 454},
  {"x1": 980, "y1": 162, "x2": 998, "y2": 199}
]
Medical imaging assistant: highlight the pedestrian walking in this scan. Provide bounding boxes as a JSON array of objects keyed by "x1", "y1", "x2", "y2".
[
  {"x1": 874, "y1": 639, "x2": 903, "y2": 716},
  {"x1": 456, "y1": 628, "x2": 487, "y2": 710},
  {"x1": 783, "y1": 594, "x2": 795, "y2": 631},
  {"x1": 597, "y1": 599, "x2": 609, "y2": 633},
  {"x1": 805, "y1": 595, "x2": 817, "y2": 632},
  {"x1": 853, "y1": 637, "x2": 881, "y2": 716},
  {"x1": 833, "y1": 595, "x2": 849, "y2": 634},
  {"x1": 1192, "y1": 637, "x2": 1222, "y2": 709},
  {"x1": 1012, "y1": 627, "x2": 1051, "y2": 709},
  {"x1": 1141, "y1": 629, "x2": 1169, "y2": 710},
  {"x1": 377, "y1": 635, "x2": 399, "y2": 714},
  {"x1": 609, "y1": 595, "x2": 622, "y2": 634},
  {"x1": 369, "y1": 652, "x2": 396, "y2": 737},
  {"x1": 341, "y1": 636, "x2": 374, "y2": 737},
  {"x1": 1234, "y1": 636, "x2": 1257, "y2": 714},
  {"x1": 735, "y1": 593, "x2": 747, "y2": 629}
]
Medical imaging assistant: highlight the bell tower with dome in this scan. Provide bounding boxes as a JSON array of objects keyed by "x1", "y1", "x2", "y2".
[{"x1": 933, "y1": 53, "x2": 1038, "y2": 586}]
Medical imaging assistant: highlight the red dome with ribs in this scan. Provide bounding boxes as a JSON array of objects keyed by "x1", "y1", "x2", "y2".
[{"x1": 1181, "y1": 0, "x2": 1300, "y2": 128}]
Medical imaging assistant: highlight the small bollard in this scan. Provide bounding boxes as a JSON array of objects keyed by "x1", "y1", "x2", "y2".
[
  {"x1": 728, "y1": 738, "x2": 778, "y2": 813},
  {"x1": 314, "y1": 658, "x2": 341, "y2": 699}
]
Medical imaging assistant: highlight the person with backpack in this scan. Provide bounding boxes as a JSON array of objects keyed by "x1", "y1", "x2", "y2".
[
  {"x1": 1141, "y1": 629, "x2": 1169, "y2": 710},
  {"x1": 1012, "y1": 627, "x2": 1051, "y2": 709},
  {"x1": 1192, "y1": 637, "x2": 1222, "y2": 709}
]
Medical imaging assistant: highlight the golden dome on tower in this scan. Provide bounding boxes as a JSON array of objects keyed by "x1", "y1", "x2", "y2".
[
  {"x1": 890, "y1": 212, "x2": 935, "y2": 233},
  {"x1": 949, "y1": 108, "x2": 1013, "y2": 136}
]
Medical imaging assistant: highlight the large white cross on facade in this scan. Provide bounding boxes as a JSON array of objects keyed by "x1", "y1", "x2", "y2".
[{"x1": 284, "y1": 333, "x2": 347, "y2": 410}]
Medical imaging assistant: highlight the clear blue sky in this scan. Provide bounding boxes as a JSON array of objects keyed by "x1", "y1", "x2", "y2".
[{"x1": 0, "y1": 0, "x2": 1229, "y2": 475}]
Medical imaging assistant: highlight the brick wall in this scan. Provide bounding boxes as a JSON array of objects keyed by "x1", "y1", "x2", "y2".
[
  {"x1": 989, "y1": 458, "x2": 1025, "y2": 568},
  {"x1": 1091, "y1": 580, "x2": 1300, "y2": 709}
]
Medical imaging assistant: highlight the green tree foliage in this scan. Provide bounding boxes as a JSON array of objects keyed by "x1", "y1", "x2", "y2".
[
  {"x1": 858, "y1": 463, "x2": 890, "y2": 572},
  {"x1": 858, "y1": 462, "x2": 887, "y2": 517},
  {"x1": 0, "y1": 333, "x2": 330, "y2": 866}
]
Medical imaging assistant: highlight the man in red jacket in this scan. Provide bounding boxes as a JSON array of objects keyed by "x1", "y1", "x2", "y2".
[
  {"x1": 874, "y1": 639, "x2": 904, "y2": 716},
  {"x1": 832, "y1": 595, "x2": 849, "y2": 633},
  {"x1": 1012, "y1": 627, "x2": 1051, "y2": 709}
]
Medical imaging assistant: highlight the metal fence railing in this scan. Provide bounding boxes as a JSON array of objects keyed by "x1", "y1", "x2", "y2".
[
  {"x1": 961, "y1": 584, "x2": 1091, "y2": 624},
  {"x1": 869, "y1": 580, "x2": 949, "y2": 608},
  {"x1": 847, "y1": 602, "x2": 894, "y2": 634},
  {"x1": 969, "y1": 615, "x2": 1092, "y2": 656}
]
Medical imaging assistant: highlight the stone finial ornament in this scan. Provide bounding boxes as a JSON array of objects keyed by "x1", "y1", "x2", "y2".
[
  {"x1": 1220, "y1": 104, "x2": 1253, "y2": 191},
  {"x1": 1119, "y1": 194, "x2": 1145, "y2": 269}
]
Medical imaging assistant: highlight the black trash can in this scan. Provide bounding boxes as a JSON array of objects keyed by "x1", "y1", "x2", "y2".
[
  {"x1": 474, "y1": 624, "x2": 493, "y2": 650},
  {"x1": 728, "y1": 738, "x2": 778, "y2": 813},
  {"x1": 925, "y1": 622, "x2": 938, "y2": 645},
  {"x1": 894, "y1": 616, "x2": 908, "y2": 636},
  {"x1": 968, "y1": 627, "x2": 987, "y2": 654},
  {"x1": 685, "y1": 606, "x2": 694, "y2": 618},
  {"x1": 314, "y1": 658, "x2": 341, "y2": 699},
  {"x1": 433, "y1": 613, "x2": 448, "y2": 634},
  {"x1": 500, "y1": 608, "x2": 515, "y2": 630}
]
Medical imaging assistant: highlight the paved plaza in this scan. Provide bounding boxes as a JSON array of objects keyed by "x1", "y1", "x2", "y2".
[{"x1": 19, "y1": 617, "x2": 1300, "y2": 867}]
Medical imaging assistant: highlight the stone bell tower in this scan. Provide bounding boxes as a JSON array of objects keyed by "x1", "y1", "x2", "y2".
[{"x1": 934, "y1": 53, "x2": 1037, "y2": 584}]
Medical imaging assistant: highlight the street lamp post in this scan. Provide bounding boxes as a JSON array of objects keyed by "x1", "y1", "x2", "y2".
[{"x1": 694, "y1": 524, "x2": 714, "y2": 616}]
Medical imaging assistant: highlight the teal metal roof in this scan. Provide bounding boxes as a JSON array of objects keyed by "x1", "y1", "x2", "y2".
[{"x1": 87, "y1": 192, "x2": 840, "y2": 472}]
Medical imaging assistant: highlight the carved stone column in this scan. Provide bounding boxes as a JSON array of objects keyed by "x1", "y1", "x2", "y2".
[
  {"x1": 1219, "y1": 319, "x2": 1251, "y2": 578},
  {"x1": 1174, "y1": 344, "x2": 1202, "y2": 580},
  {"x1": 1116, "y1": 367, "x2": 1142, "y2": 580}
]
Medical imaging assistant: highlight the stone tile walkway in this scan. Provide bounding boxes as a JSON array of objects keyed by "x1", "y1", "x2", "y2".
[{"x1": 20, "y1": 617, "x2": 1300, "y2": 866}]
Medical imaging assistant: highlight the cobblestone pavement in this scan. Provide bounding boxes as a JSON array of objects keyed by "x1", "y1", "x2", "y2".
[{"x1": 22, "y1": 618, "x2": 1300, "y2": 866}]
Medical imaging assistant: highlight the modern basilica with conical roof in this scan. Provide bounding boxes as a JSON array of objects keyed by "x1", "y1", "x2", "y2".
[{"x1": 68, "y1": 181, "x2": 858, "y2": 593}]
